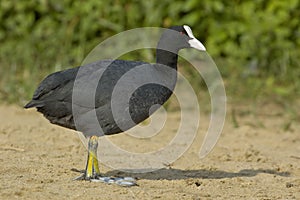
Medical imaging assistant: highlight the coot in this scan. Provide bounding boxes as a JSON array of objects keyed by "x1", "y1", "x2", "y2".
[{"x1": 25, "y1": 25, "x2": 206, "y2": 185}]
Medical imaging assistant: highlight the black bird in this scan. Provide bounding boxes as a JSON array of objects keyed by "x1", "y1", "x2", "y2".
[{"x1": 24, "y1": 25, "x2": 206, "y2": 184}]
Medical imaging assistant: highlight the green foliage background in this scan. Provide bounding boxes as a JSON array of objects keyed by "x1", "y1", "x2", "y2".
[{"x1": 0, "y1": 0, "x2": 299, "y2": 104}]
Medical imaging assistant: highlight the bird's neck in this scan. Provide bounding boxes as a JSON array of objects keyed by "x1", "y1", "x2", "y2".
[{"x1": 156, "y1": 49, "x2": 178, "y2": 70}]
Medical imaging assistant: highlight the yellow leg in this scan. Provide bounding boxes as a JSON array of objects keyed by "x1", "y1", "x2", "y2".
[
  {"x1": 73, "y1": 135, "x2": 137, "y2": 185},
  {"x1": 85, "y1": 136, "x2": 100, "y2": 179}
]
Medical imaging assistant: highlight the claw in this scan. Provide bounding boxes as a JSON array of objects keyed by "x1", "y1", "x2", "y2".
[{"x1": 73, "y1": 173, "x2": 86, "y2": 181}]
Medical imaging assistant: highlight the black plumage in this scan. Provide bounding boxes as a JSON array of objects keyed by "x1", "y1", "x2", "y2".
[
  {"x1": 25, "y1": 26, "x2": 206, "y2": 137},
  {"x1": 25, "y1": 58, "x2": 177, "y2": 135}
]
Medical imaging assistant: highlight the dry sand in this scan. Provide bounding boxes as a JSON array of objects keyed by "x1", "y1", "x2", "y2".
[{"x1": 0, "y1": 104, "x2": 299, "y2": 199}]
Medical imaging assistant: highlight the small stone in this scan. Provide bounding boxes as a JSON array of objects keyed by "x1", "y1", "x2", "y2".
[
  {"x1": 194, "y1": 181, "x2": 202, "y2": 187},
  {"x1": 286, "y1": 182, "x2": 293, "y2": 188}
]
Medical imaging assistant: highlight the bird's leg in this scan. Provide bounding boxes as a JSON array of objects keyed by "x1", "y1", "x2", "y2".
[
  {"x1": 85, "y1": 135, "x2": 101, "y2": 179},
  {"x1": 73, "y1": 135, "x2": 100, "y2": 180},
  {"x1": 73, "y1": 135, "x2": 137, "y2": 186}
]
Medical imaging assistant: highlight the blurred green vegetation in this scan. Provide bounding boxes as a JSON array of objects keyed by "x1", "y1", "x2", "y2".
[{"x1": 0, "y1": 0, "x2": 299, "y2": 105}]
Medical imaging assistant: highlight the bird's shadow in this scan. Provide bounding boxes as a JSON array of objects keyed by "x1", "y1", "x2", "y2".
[{"x1": 102, "y1": 168, "x2": 290, "y2": 180}]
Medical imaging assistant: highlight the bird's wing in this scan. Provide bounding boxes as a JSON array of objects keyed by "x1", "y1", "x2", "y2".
[{"x1": 25, "y1": 59, "x2": 148, "y2": 108}]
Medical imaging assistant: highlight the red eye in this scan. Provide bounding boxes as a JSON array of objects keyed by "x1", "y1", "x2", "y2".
[{"x1": 180, "y1": 31, "x2": 185, "y2": 35}]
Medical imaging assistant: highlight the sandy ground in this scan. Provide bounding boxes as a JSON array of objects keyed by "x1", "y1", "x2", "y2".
[{"x1": 0, "y1": 103, "x2": 299, "y2": 199}]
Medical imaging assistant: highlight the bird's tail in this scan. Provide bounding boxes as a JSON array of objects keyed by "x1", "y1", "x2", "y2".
[{"x1": 24, "y1": 100, "x2": 44, "y2": 109}]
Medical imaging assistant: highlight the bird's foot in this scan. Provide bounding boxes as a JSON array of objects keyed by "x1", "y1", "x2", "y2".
[
  {"x1": 72, "y1": 136, "x2": 137, "y2": 186},
  {"x1": 72, "y1": 169, "x2": 137, "y2": 187},
  {"x1": 90, "y1": 176, "x2": 137, "y2": 187}
]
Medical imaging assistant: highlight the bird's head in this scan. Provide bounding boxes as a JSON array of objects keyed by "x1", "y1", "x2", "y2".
[{"x1": 158, "y1": 25, "x2": 206, "y2": 52}]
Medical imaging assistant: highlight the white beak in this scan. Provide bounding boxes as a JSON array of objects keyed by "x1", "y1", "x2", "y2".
[{"x1": 183, "y1": 25, "x2": 206, "y2": 51}]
